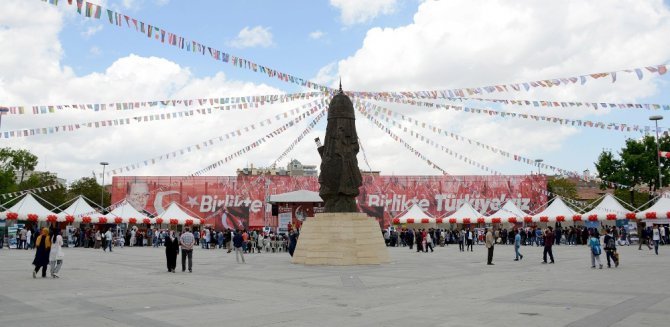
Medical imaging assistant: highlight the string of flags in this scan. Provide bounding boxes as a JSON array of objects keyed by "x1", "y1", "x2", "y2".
[
  {"x1": 189, "y1": 106, "x2": 327, "y2": 177},
  {"x1": 356, "y1": 98, "x2": 636, "y2": 191},
  {"x1": 1, "y1": 98, "x2": 303, "y2": 140},
  {"x1": 272, "y1": 110, "x2": 327, "y2": 166},
  {"x1": 351, "y1": 63, "x2": 668, "y2": 99},
  {"x1": 422, "y1": 96, "x2": 670, "y2": 112},
  {"x1": 39, "y1": 0, "x2": 331, "y2": 93},
  {"x1": 358, "y1": 94, "x2": 666, "y2": 134},
  {"x1": 1, "y1": 184, "x2": 64, "y2": 200},
  {"x1": 0, "y1": 91, "x2": 327, "y2": 116},
  {"x1": 108, "y1": 98, "x2": 328, "y2": 176}
]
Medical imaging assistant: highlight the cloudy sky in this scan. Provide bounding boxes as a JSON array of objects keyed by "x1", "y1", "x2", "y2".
[{"x1": 1, "y1": 0, "x2": 670, "y2": 184}]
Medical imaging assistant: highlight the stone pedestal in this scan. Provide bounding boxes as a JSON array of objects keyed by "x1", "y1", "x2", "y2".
[{"x1": 291, "y1": 212, "x2": 390, "y2": 265}]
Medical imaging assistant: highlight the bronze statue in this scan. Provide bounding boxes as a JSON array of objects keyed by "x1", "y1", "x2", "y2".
[{"x1": 317, "y1": 83, "x2": 362, "y2": 212}]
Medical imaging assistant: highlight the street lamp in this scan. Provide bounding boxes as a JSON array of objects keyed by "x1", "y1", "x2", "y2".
[
  {"x1": 535, "y1": 159, "x2": 544, "y2": 175},
  {"x1": 650, "y1": 115, "x2": 663, "y2": 190},
  {"x1": 100, "y1": 162, "x2": 109, "y2": 209}
]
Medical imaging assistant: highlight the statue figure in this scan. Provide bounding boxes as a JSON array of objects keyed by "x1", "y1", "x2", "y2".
[{"x1": 317, "y1": 83, "x2": 362, "y2": 212}]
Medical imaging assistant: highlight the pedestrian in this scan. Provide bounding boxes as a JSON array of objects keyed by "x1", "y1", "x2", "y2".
[
  {"x1": 288, "y1": 229, "x2": 299, "y2": 257},
  {"x1": 424, "y1": 232, "x2": 434, "y2": 252},
  {"x1": 49, "y1": 229, "x2": 64, "y2": 278},
  {"x1": 467, "y1": 229, "x2": 474, "y2": 252},
  {"x1": 233, "y1": 230, "x2": 245, "y2": 263},
  {"x1": 485, "y1": 228, "x2": 494, "y2": 265},
  {"x1": 514, "y1": 229, "x2": 523, "y2": 261},
  {"x1": 164, "y1": 231, "x2": 179, "y2": 273},
  {"x1": 652, "y1": 225, "x2": 661, "y2": 255},
  {"x1": 104, "y1": 228, "x2": 112, "y2": 252},
  {"x1": 32, "y1": 228, "x2": 51, "y2": 278},
  {"x1": 26, "y1": 228, "x2": 32, "y2": 250},
  {"x1": 94, "y1": 230, "x2": 102, "y2": 249},
  {"x1": 179, "y1": 227, "x2": 195, "y2": 273},
  {"x1": 603, "y1": 228, "x2": 619, "y2": 268},
  {"x1": 542, "y1": 227, "x2": 555, "y2": 264},
  {"x1": 589, "y1": 231, "x2": 603, "y2": 269}
]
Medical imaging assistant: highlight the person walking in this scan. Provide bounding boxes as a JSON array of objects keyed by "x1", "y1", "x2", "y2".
[
  {"x1": 179, "y1": 227, "x2": 195, "y2": 272},
  {"x1": 425, "y1": 232, "x2": 434, "y2": 252},
  {"x1": 542, "y1": 227, "x2": 555, "y2": 264},
  {"x1": 288, "y1": 229, "x2": 299, "y2": 257},
  {"x1": 514, "y1": 229, "x2": 523, "y2": 261},
  {"x1": 466, "y1": 229, "x2": 474, "y2": 252},
  {"x1": 458, "y1": 229, "x2": 465, "y2": 252},
  {"x1": 603, "y1": 228, "x2": 619, "y2": 268},
  {"x1": 104, "y1": 229, "x2": 113, "y2": 252},
  {"x1": 652, "y1": 225, "x2": 661, "y2": 255},
  {"x1": 164, "y1": 231, "x2": 179, "y2": 273},
  {"x1": 485, "y1": 228, "x2": 494, "y2": 265},
  {"x1": 233, "y1": 230, "x2": 246, "y2": 263},
  {"x1": 32, "y1": 228, "x2": 51, "y2": 278},
  {"x1": 589, "y1": 231, "x2": 603, "y2": 269},
  {"x1": 49, "y1": 230, "x2": 64, "y2": 278}
]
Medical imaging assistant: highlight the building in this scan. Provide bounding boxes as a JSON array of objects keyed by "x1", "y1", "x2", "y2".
[
  {"x1": 15, "y1": 170, "x2": 66, "y2": 187},
  {"x1": 236, "y1": 159, "x2": 318, "y2": 177}
]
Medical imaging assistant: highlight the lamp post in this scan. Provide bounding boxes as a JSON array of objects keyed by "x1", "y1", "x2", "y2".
[
  {"x1": 535, "y1": 159, "x2": 544, "y2": 175},
  {"x1": 650, "y1": 115, "x2": 663, "y2": 191},
  {"x1": 100, "y1": 162, "x2": 109, "y2": 209}
]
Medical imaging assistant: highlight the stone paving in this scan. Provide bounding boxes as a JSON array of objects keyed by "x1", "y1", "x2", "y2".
[{"x1": 0, "y1": 242, "x2": 668, "y2": 326}]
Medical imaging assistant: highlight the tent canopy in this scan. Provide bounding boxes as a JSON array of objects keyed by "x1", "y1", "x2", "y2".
[
  {"x1": 636, "y1": 192, "x2": 670, "y2": 220},
  {"x1": 4, "y1": 193, "x2": 57, "y2": 221},
  {"x1": 532, "y1": 197, "x2": 576, "y2": 223},
  {"x1": 267, "y1": 190, "x2": 323, "y2": 203},
  {"x1": 156, "y1": 202, "x2": 202, "y2": 225},
  {"x1": 438, "y1": 202, "x2": 484, "y2": 224},
  {"x1": 58, "y1": 196, "x2": 102, "y2": 222},
  {"x1": 581, "y1": 193, "x2": 632, "y2": 221},
  {"x1": 392, "y1": 203, "x2": 436, "y2": 226},
  {"x1": 108, "y1": 201, "x2": 150, "y2": 224},
  {"x1": 485, "y1": 200, "x2": 529, "y2": 224}
]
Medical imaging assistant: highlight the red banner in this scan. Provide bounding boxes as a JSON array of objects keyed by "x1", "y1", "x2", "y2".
[{"x1": 112, "y1": 175, "x2": 546, "y2": 229}]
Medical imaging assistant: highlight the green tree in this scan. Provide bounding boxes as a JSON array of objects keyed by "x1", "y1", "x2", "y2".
[
  {"x1": 10, "y1": 149, "x2": 38, "y2": 184},
  {"x1": 68, "y1": 177, "x2": 109, "y2": 207},
  {"x1": 0, "y1": 148, "x2": 18, "y2": 195},
  {"x1": 18, "y1": 172, "x2": 67, "y2": 211},
  {"x1": 547, "y1": 177, "x2": 579, "y2": 209},
  {"x1": 594, "y1": 151, "x2": 626, "y2": 190}
]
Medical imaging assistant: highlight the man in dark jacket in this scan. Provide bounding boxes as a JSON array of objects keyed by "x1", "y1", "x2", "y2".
[
  {"x1": 604, "y1": 228, "x2": 619, "y2": 268},
  {"x1": 233, "y1": 230, "x2": 245, "y2": 264},
  {"x1": 542, "y1": 227, "x2": 555, "y2": 264}
]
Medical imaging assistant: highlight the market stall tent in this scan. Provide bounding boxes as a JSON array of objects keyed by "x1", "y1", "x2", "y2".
[
  {"x1": 3, "y1": 193, "x2": 57, "y2": 222},
  {"x1": 636, "y1": 192, "x2": 670, "y2": 223},
  {"x1": 485, "y1": 200, "x2": 529, "y2": 224},
  {"x1": 155, "y1": 202, "x2": 203, "y2": 226},
  {"x1": 57, "y1": 196, "x2": 103, "y2": 223},
  {"x1": 392, "y1": 203, "x2": 436, "y2": 227},
  {"x1": 439, "y1": 202, "x2": 485, "y2": 225},
  {"x1": 532, "y1": 197, "x2": 576, "y2": 223},
  {"x1": 108, "y1": 201, "x2": 151, "y2": 225},
  {"x1": 581, "y1": 193, "x2": 633, "y2": 222}
]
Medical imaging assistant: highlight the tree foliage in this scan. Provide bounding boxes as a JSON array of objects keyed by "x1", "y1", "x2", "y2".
[{"x1": 69, "y1": 177, "x2": 109, "y2": 208}]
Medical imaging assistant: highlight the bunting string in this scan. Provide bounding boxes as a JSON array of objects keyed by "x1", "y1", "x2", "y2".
[
  {"x1": 40, "y1": 0, "x2": 331, "y2": 93},
  {"x1": 108, "y1": 98, "x2": 328, "y2": 176},
  {"x1": 272, "y1": 110, "x2": 327, "y2": 166},
  {"x1": 189, "y1": 106, "x2": 327, "y2": 177},
  {"x1": 356, "y1": 94, "x2": 666, "y2": 134},
  {"x1": 352, "y1": 63, "x2": 668, "y2": 98},
  {"x1": 422, "y1": 96, "x2": 670, "y2": 112},
  {"x1": 0, "y1": 91, "x2": 327, "y2": 115},
  {"x1": 1, "y1": 184, "x2": 64, "y2": 200}
]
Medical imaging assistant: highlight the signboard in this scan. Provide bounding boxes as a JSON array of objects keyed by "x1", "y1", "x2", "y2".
[
  {"x1": 277, "y1": 212, "x2": 292, "y2": 235},
  {"x1": 112, "y1": 175, "x2": 546, "y2": 229},
  {"x1": 7, "y1": 224, "x2": 23, "y2": 249}
]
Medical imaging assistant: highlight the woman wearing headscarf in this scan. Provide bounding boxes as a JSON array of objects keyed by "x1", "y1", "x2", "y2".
[
  {"x1": 164, "y1": 230, "x2": 179, "y2": 273},
  {"x1": 32, "y1": 228, "x2": 51, "y2": 278},
  {"x1": 49, "y1": 229, "x2": 65, "y2": 278}
]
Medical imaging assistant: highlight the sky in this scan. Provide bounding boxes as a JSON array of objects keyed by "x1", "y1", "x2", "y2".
[{"x1": 1, "y1": 0, "x2": 670, "y2": 185}]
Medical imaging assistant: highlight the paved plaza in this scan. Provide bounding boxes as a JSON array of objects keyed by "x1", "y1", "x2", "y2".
[{"x1": 0, "y1": 243, "x2": 668, "y2": 326}]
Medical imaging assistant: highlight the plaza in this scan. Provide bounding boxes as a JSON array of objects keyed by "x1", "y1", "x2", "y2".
[{"x1": 1, "y1": 244, "x2": 668, "y2": 326}]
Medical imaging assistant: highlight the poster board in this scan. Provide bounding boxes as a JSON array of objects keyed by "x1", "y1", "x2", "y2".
[{"x1": 278, "y1": 212, "x2": 291, "y2": 235}]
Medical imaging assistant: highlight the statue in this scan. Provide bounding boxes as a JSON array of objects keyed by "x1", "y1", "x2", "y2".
[{"x1": 317, "y1": 82, "x2": 362, "y2": 212}]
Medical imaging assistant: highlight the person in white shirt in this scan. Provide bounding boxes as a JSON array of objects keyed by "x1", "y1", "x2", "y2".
[
  {"x1": 49, "y1": 230, "x2": 65, "y2": 278},
  {"x1": 653, "y1": 225, "x2": 661, "y2": 255},
  {"x1": 104, "y1": 229, "x2": 113, "y2": 252},
  {"x1": 26, "y1": 229, "x2": 32, "y2": 250},
  {"x1": 130, "y1": 228, "x2": 136, "y2": 247}
]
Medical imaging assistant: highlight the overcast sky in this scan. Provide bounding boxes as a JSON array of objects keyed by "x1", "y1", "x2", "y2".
[{"x1": 1, "y1": 0, "x2": 670, "y2": 184}]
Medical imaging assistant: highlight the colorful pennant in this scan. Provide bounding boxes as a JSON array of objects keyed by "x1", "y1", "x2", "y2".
[
  {"x1": 1, "y1": 184, "x2": 64, "y2": 200},
  {"x1": 272, "y1": 110, "x2": 327, "y2": 166}
]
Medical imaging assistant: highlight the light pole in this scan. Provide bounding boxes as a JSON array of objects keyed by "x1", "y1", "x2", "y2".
[
  {"x1": 100, "y1": 162, "x2": 109, "y2": 209},
  {"x1": 535, "y1": 159, "x2": 543, "y2": 175},
  {"x1": 650, "y1": 115, "x2": 663, "y2": 191}
]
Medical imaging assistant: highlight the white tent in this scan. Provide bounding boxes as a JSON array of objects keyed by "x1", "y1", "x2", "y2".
[
  {"x1": 57, "y1": 196, "x2": 102, "y2": 222},
  {"x1": 108, "y1": 201, "x2": 151, "y2": 225},
  {"x1": 532, "y1": 197, "x2": 576, "y2": 223},
  {"x1": 155, "y1": 202, "x2": 202, "y2": 226},
  {"x1": 485, "y1": 200, "x2": 529, "y2": 224},
  {"x1": 268, "y1": 190, "x2": 323, "y2": 203},
  {"x1": 392, "y1": 203, "x2": 436, "y2": 227},
  {"x1": 4, "y1": 193, "x2": 57, "y2": 222},
  {"x1": 581, "y1": 193, "x2": 632, "y2": 221},
  {"x1": 438, "y1": 202, "x2": 485, "y2": 224},
  {"x1": 636, "y1": 192, "x2": 670, "y2": 221}
]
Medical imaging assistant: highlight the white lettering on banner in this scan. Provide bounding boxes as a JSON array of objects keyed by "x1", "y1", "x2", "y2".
[
  {"x1": 368, "y1": 193, "x2": 531, "y2": 213},
  {"x1": 199, "y1": 195, "x2": 263, "y2": 213}
]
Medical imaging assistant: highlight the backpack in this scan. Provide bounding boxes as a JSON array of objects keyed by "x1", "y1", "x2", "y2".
[
  {"x1": 606, "y1": 237, "x2": 615, "y2": 250},
  {"x1": 591, "y1": 238, "x2": 601, "y2": 256}
]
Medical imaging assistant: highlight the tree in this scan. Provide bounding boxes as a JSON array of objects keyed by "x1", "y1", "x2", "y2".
[
  {"x1": 594, "y1": 151, "x2": 626, "y2": 190},
  {"x1": 547, "y1": 177, "x2": 579, "y2": 209},
  {"x1": 69, "y1": 177, "x2": 109, "y2": 207},
  {"x1": 0, "y1": 148, "x2": 18, "y2": 194},
  {"x1": 18, "y1": 172, "x2": 67, "y2": 210},
  {"x1": 10, "y1": 149, "x2": 38, "y2": 184}
]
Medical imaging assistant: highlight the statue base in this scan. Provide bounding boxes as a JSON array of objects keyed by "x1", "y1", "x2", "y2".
[{"x1": 291, "y1": 212, "x2": 390, "y2": 265}]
